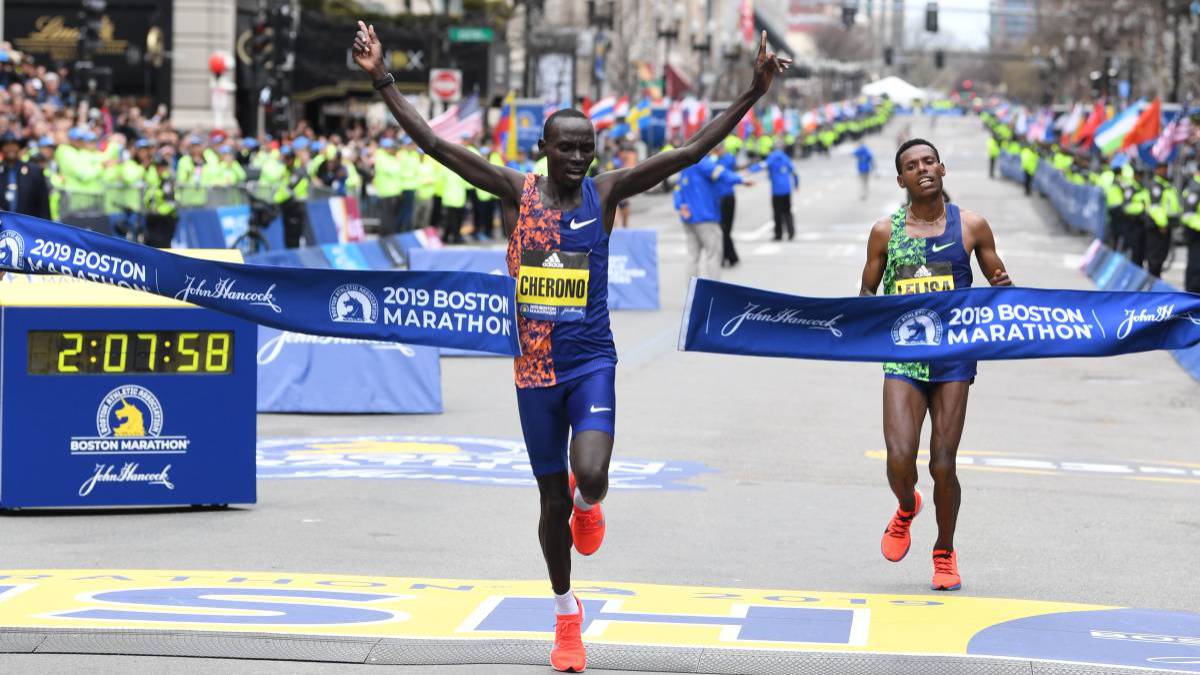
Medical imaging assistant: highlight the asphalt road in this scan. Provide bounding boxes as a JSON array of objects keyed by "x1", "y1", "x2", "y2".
[{"x1": 3, "y1": 116, "x2": 1197, "y2": 673}]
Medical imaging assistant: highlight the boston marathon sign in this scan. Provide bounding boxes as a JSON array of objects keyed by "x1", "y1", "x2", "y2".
[
  {"x1": 0, "y1": 212, "x2": 520, "y2": 356},
  {"x1": 679, "y1": 278, "x2": 1200, "y2": 362}
]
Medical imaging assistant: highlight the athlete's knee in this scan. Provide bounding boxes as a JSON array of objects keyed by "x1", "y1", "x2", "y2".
[
  {"x1": 928, "y1": 455, "x2": 958, "y2": 484},
  {"x1": 573, "y1": 466, "x2": 608, "y2": 502}
]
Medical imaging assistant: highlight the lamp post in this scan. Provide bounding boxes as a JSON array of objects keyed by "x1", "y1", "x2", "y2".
[
  {"x1": 691, "y1": 19, "x2": 714, "y2": 97},
  {"x1": 656, "y1": 2, "x2": 683, "y2": 98},
  {"x1": 588, "y1": 0, "x2": 615, "y2": 99}
]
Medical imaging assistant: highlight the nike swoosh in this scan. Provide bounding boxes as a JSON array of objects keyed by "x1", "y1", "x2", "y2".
[
  {"x1": 569, "y1": 218, "x2": 597, "y2": 230},
  {"x1": 589, "y1": 405, "x2": 612, "y2": 413},
  {"x1": 930, "y1": 242, "x2": 956, "y2": 253}
]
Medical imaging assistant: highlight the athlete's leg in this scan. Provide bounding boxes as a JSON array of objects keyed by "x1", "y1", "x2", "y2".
[
  {"x1": 927, "y1": 381, "x2": 970, "y2": 552},
  {"x1": 566, "y1": 368, "x2": 617, "y2": 505},
  {"x1": 517, "y1": 386, "x2": 573, "y2": 594},
  {"x1": 882, "y1": 377, "x2": 927, "y2": 512}
]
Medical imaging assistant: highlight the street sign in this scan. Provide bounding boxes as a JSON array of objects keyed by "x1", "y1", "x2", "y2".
[
  {"x1": 449, "y1": 27, "x2": 494, "y2": 43},
  {"x1": 429, "y1": 68, "x2": 462, "y2": 102}
]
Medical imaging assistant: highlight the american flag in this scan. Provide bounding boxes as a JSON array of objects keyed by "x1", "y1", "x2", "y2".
[
  {"x1": 1150, "y1": 115, "x2": 1193, "y2": 162},
  {"x1": 429, "y1": 95, "x2": 482, "y2": 142}
]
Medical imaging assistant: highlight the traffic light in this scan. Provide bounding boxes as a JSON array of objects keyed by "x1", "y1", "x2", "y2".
[
  {"x1": 884, "y1": 47, "x2": 894, "y2": 66},
  {"x1": 935, "y1": 50, "x2": 945, "y2": 69},
  {"x1": 250, "y1": 13, "x2": 271, "y2": 67},
  {"x1": 925, "y1": 2, "x2": 938, "y2": 33}
]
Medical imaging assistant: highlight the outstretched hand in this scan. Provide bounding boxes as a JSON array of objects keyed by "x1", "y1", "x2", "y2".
[
  {"x1": 750, "y1": 31, "x2": 792, "y2": 95},
  {"x1": 352, "y1": 21, "x2": 385, "y2": 78}
]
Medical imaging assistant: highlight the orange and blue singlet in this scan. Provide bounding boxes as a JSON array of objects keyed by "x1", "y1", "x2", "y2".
[{"x1": 507, "y1": 173, "x2": 617, "y2": 476}]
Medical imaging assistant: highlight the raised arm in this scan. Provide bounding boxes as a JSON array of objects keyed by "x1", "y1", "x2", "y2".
[
  {"x1": 602, "y1": 32, "x2": 791, "y2": 204},
  {"x1": 859, "y1": 217, "x2": 892, "y2": 296},
  {"x1": 353, "y1": 21, "x2": 522, "y2": 203}
]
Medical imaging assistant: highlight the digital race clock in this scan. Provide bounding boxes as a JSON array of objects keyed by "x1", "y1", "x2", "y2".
[{"x1": 27, "y1": 330, "x2": 233, "y2": 375}]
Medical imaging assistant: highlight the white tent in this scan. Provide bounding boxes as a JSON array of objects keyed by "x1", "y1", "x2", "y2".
[{"x1": 861, "y1": 76, "x2": 928, "y2": 106}]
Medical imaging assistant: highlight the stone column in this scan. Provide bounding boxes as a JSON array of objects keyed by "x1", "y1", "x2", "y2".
[{"x1": 171, "y1": 0, "x2": 236, "y2": 131}]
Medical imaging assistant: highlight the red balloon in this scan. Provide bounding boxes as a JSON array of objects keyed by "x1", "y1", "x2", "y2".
[{"x1": 209, "y1": 53, "x2": 226, "y2": 76}]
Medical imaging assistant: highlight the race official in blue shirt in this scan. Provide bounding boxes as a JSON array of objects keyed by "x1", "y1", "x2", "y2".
[
  {"x1": 854, "y1": 141, "x2": 875, "y2": 201},
  {"x1": 751, "y1": 141, "x2": 798, "y2": 240},
  {"x1": 674, "y1": 155, "x2": 732, "y2": 281},
  {"x1": 713, "y1": 144, "x2": 750, "y2": 267}
]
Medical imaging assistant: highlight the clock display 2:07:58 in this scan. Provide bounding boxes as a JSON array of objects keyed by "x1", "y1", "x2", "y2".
[{"x1": 26, "y1": 331, "x2": 234, "y2": 375}]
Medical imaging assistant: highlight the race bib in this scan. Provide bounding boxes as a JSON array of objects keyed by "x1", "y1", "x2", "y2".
[
  {"x1": 517, "y1": 250, "x2": 590, "y2": 322},
  {"x1": 894, "y1": 262, "x2": 955, "y2": 295}
]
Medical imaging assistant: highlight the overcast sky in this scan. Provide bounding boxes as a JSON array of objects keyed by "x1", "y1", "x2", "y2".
[{"x1": 904, "y1": 0, "x2": 991, "y2": 51}]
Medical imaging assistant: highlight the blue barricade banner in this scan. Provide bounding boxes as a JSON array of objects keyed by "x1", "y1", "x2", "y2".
[
  {"x1": 0, "y1": 212, "x2": 521, "y2": 356},
  {"x1": 216, "y1": 205, "x2": 251, "y2": 247},
  {"x1": 322, "y1": 243, "x2": 371, "y2": 270},
  {"x1": 305, "y1": 201, "x2": 341, "y2": 245},
  {"x1": 256, "y1": 327, "x2": 442, "y2": 413},
  {"x1": 1035, "y1": 167, "x2": 1106, "y2": 238},
  {"x1": 1081, "y1": 239, "x2": 1200, "y2": 382},
  {"x1": 246, "y1": 249, "x2": 304, "y2": 268},
  {"x1": 357, "y1": 240, "x2": 395, "y2": 269},
  {"x1": 515, "y1": 100, "x2": 544, "y2": 154},
  {"x1": 407, "y1": 247, "x2": 508, "y2": 356},
  {"x1": 607, "y1": 229, "x2": 660, "y2": 310},
  {"x1": 678, "y1": 278, "x2": 1200, "y2": 362},
  {"x1": 175, "y1": 209, "x2": 226, "y2": 249},
  {"x1": 998, "y1": 153, "x2": 1025, "y2": 182}
]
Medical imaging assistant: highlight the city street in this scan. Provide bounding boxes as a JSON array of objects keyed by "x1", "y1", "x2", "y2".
[{"x1": 2, "y1": 117, "x2": 1197, "y2": 674}]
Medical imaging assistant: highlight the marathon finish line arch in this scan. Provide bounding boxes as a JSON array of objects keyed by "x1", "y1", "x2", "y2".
[{"x1": 0, "y1": 570, "x2": 1195, "y2": 673}]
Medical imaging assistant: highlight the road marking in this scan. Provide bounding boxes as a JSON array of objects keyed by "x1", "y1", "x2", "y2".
[
  {"x1": 864, "y1": 450, "x2": 1200, "y2": 484},
  {"x1": 0, "y1": 568, "x2": 1192, "y2": 672}
]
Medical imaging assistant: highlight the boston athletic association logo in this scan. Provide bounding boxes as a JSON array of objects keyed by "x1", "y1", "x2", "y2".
[
  {"x1": 329, "y1": 283, "x2": 379, "y2": 324},
  {"x1": 892, "y1": 309, "x2": 943, "y2": 346},
  {"x1": 0, "y1": 229, "x2": 25, "y2": 270}
]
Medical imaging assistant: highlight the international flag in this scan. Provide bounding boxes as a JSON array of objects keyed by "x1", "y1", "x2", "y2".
[
  {"x1": 492, "y1": 91, "x2": 517, "y2": 160},
  {"x1": 429, "y1": 95, "x2": 481, "y2": 142},
  {"x1": 589, "y1": 96, "x2": 617, "y2": 130},
  {"x1": 1055, "y1": 103, "x2": 1084, "y2": 145},
  {"x1": 1120, "y1": 97, "x2": 1162, "y2": 152},
  {"x1": 1150, "y1": 114, "x2": 1193, "y2": 162},
  {"x1": 628, "y1": 96, "x2": 652, "y2": 134},
  {"x1": 801, "y1": 110, "x2": 818, "y2": 134},
  {"x1": 1072, "y1": 101, "x2": 1107, "y2": 147},
  {"x1": 666, "y1": 99, "x2": 684, "y2": 137},
  {"x1": 613, "y1": 96, "x2": 630, "y2": 119},
  {"x1": 739, "y1": 0, "x2": 755, "y2": 44},
  {"x1": 1094, "y1": 100, "x2": 1147, "y2": 155},
  {"x1": 736, "y1": 107, "x2": 758, "y2": 139}
]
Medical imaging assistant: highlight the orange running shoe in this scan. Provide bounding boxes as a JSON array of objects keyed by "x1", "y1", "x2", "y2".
[
  {"x1": 931, "y1": 549, "x2": 961, "y2": 591},
  {"x1": 880, "y1": 487, "x2": 923, "y2": 562},
  {"x1": 550, "y1": 597, "x2": 587, "y2": 672},
  {"x1": 569, "y1": 474, "x2": 605, "y2": 556}
]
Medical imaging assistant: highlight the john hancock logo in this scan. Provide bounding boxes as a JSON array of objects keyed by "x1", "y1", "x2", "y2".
[
  {"x1": 1117, "y1": 304, "x2": 1200, "y2": 340},
  {"x1": 79, "y1": 463, "x2": 174, "y2": 497},
  {"x1": 0, "y1": 229, "x2": 25, "y2": 270},
  {"x1": 69, "y1": 385, "x2": 190, "y2": 456},
  {"x1": 329, "y1": 283, "x2": 379, "y2": 324},
  {"x1": 892, "y1": 308, "x2": 943, "y2": 346}
]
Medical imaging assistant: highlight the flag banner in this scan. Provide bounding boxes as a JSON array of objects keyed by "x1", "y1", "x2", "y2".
[
  {"x1": 678, "y1": 278, "x2": 1200, "y2": 362},
  {"x1": 0, "y1": 212, "x2": 521, "y2": 356}
]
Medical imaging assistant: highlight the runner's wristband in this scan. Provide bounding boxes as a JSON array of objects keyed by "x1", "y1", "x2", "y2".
[{"x1": 372, "y1": 73, "x2": 395, "y2": 90}]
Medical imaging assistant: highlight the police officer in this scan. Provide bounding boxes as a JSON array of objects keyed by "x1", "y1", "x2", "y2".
[
  {"x1": 0, "y1": 131, "x2": 50, "y2": 219},
  {"x1": 986, "y1": 132, "x2": 1000, "y2": 179},
  {"x1": 1124, "y1": 165, "x2": 1152, "y2": 267},
  {"x1": 1181, "y1": 163, "x2": 1200, "y2": 293},
  {"x1": 1093, "y1": 158, "x2": 1126, "y2": 250},
  {"x1": 275, "y1": 145, "x2": 310, "y2": 248},
  {"x1": 143, "y1": 157, "x2": 178, "y2": 248},
  {"x1": 1019, "y1": 143, "x2": 1038, "y2": 196},
  {"x1": 1145, "y1": 162, "x2": 1181, "y2": 277}
]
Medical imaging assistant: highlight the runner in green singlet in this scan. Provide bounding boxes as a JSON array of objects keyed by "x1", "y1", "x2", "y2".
[{"x1": 858, "y1": 138, "x2": 1012, "y2": 592}]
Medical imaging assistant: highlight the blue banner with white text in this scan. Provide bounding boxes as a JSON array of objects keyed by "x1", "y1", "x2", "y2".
[
  {"x1": 0, "y1": 212, "x2": 520, "y2": 356},
  {"x1": 256, "y1": 327, "x2": 442, "y2": 413},
  {"x1": 678, "y1": 278, "x2": 1200, "y2": 362}
]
